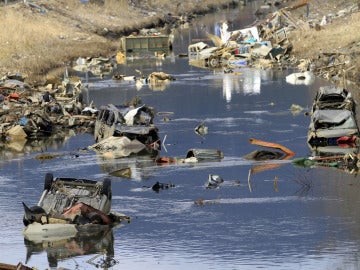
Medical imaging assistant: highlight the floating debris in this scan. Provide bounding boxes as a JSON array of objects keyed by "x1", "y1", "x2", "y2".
[
  {"x1": 206, "y1": 174, "x2": 224, "y2": 189},
  {"x1": 290, "y1": 104, "x2": 304, "y2": 115},
  {"x1": 286, "y1": 71, "x2": 315, "y2": 85},
  {"x1": 194, "y1": 198, "x2": 219, "y2": 206},
  {"x1": 194, "y1": 121, "x2": 208, "y2": 137},
  {"x1": 151, "y1": 181, "x2": 175, "y2": 193},
  {"x1": 35, "y1": 152, "x2": 61, "y2": 161}
]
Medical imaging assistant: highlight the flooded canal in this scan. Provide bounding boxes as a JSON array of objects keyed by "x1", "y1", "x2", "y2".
[{"x1": 1, "y1": 2, "x2": 360, "y2": 270}]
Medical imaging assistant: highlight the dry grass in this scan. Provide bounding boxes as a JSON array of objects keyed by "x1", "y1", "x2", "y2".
[
  {"x1": 56, "y1": 0, "x2": 137, "y2": 28},
  {"x1": 0, "y1": 0, "x2": 150, "y2": 81},
  {"x1": 289, "y1": 12, "x2": 360, "y2": 58},
  {"x1": 2, "y1": 0, "x2": 357, "y2": 84},
  {"x1": 0, "y1": 4, "x2": 116, "y2": 81},
  {"x1": 0, "y1": 0, "x2": 239, "y2": 82}
]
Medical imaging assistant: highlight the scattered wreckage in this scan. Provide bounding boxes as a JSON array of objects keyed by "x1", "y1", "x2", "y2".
[
  {"x1": 0, "y1": 73, "x2": 97, "y2": 146},
  {"x1": 188, "y1": 17, "x2": 291, "y2": 70},
  {"x1": 72, "y1": 56, "x2": 114, "y2": 76},
  {"x1": 193, "y1": 138, "x2": 296, "y2": 193},
  {"x1": 91, "y1": 103, "x2": 161, "y2": 157},
  {"x1": 155, "y1": 148, "x2": 224, "y2": 164},
  {"x1": 293, "y1": 153, "x2": 360, "y2": 175},
  {"x1": 285, "y1": 70, "x2": 315, "y2": 85},
  {"x1": 141, "y1": 181, "x2": 175, "y2": 193},
  {"x1": 244, "y1": 137, "x2": 295, "y2": 175},
  {"x1": 22, "y1": 173, "x2": 130, "y2": 242},
  {"x1": 112, "y1": 70, "x2": 176, "y2": 91},
  {"x1": 206, "y1": 174, "x2": 224, "y2": 189},
  {"x1": 4, "y1": 5, "x2": 360, "y2": 262},
  {"x1": 186, "y1": 2, "x2": 359, "y2": 87}
]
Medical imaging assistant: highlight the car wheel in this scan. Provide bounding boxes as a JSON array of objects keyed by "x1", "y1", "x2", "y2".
[
  {"x1": 102, "y1": 178, "x2": 112, "y2": 199},
  {"x1": 44, "y1": 173, "x2": 53, "y2": 191},
  {"x1": 209, "y1": 56, "x2": 219, "y2": 68}
]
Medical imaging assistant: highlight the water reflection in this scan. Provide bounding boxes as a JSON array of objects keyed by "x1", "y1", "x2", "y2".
[
  {"x1": 24, "y1": 227, "x2": 116, "y2": 268},
  {"x1": 0, "y1": 130, "x2": 78, "y2": 161},
  {"x1": 96, "y1": 155, "x2": 157, "y2": 181},
  {"x1": 188, "y1": 64, "x2": 282, "y2": 103},
  {"x1": 243, "y1": 68, "x2": 261, "y2": 95},
  {"x1": 222, "y1": 68, "x2": 261, "y2": 102}
]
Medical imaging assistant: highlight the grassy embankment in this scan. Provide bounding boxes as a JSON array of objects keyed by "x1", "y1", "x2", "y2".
[
  {"x1": 0, "y1": 0, "x2": 131, "y2": 84},
  {"x1": 0, "y1": 0, "x2": 238, "y2": 84}
]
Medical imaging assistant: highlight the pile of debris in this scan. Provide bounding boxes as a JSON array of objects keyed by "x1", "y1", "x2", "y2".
[
  {"x1": 0, "y1": 51, "x2": 176, "y2": 157},
  {"x1": 0, "y1": 72, "x2": 97, "y2": 144},
  {"x1": 187, "y1": 7, "x2": 300, "y2": 70},
  {"x1": 187, "y1": 1, "x2": 360, "y2": 86}
]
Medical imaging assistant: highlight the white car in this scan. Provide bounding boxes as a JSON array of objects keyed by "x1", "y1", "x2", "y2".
[{"x1": 22, "y1": 173, "x2": 129, "y2": 241}]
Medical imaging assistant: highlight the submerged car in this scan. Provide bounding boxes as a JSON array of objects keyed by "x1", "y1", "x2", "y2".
[
  {"x1": 307, "y1": 86, "x2": 359, "y2": 148},
  {"x1": 304, "y1": 86, "x2": 360, "y2": 174},
  {"x1": 311, "y1": 86, "x2": 355, "y2": 112},
  {"x1": 93, "y1": 104, "x2": 161, "y2": 156},
  {"x1": 22, "y1": 173, "x2": 129, "y2": 241}
]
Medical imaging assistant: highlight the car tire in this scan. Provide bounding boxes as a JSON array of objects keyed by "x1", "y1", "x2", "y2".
[
  {"x1": 44, "y1": 173, "x2": 53, "y2": 191},
  {"x1": 102, "y1": 178, "x2": 112, "y2": 199},
  {"x1": 209, "y1": 56, "x2": 219, "y2": 68}
]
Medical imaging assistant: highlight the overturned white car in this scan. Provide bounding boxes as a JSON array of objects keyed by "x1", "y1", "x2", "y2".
[{"x1": 22, "y1": 173, "x2": 129, "y2": 241}]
